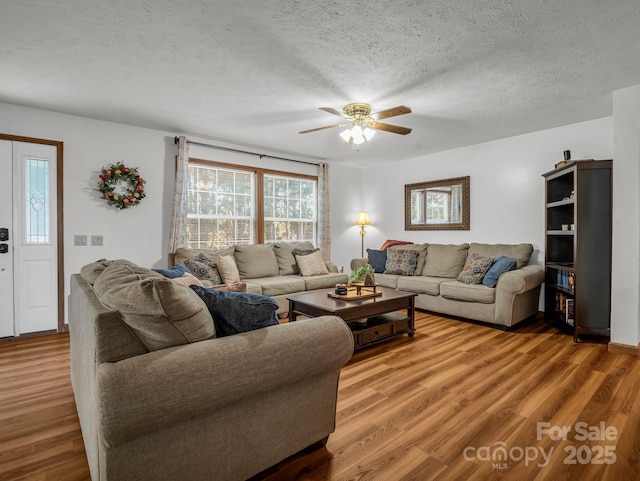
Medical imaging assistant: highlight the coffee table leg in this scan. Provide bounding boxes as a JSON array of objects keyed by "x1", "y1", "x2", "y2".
[
  {"x1": 288, "y1": 299, "x2": 296, "y2": 322},
  {"x1": 408, "y1": 296, "x2": 415, "y2": 337}
]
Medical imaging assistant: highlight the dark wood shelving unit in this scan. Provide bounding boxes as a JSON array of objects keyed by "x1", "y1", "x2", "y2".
[{"x1": 542, "y1": 160, "x2": 612, "y2": 342}]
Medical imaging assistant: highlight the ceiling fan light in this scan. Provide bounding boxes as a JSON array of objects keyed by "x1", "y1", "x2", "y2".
[
  {"x1": 351, "y1": 125, "x2": 365, "y2": 144},
  {"x1": 339, "y1": 129, "x2": 352, "y2": 142},
  {"x1": 363, "y1": 127, "x2": 376, "y2": 141}
]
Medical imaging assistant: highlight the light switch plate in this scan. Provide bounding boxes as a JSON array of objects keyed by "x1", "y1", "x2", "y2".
[
  {"x1": 74, "y1": 235, "x2": 87, "y2": 246},
  {"x1": 91, "y1": 235, "x2": 104, "y2": 246}
]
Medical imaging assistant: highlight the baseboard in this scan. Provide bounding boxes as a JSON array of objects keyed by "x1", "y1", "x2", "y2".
[{"x1": 608, "y1": 341, "x2": 639, "y2": 357}]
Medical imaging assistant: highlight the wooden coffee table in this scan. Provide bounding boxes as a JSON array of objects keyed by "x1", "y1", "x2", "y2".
[{"x1": 287, "y1": 286, "x2": 417, "y2": 350}]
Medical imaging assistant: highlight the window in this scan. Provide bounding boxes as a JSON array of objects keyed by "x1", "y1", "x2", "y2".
[
  {"x1": 263, "y1": 174, "x2": 316, "y2": 243},
  {"x1": 186, "y1": 161, "x2": 317, "y2": 249},
  {"x1": 24, "y1": 157, "x2": 50, "y2": 244}
]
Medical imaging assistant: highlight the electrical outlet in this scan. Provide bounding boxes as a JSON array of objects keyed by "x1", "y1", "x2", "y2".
[
  {"x1": 74, "y1": 235, "x2": 87, "y2": 246},
  {"x1": 91, "y1": 235, "x2": 104, "y2": 246}
]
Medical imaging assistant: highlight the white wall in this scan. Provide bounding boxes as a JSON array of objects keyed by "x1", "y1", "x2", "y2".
[
  {"x1": 332, "y1": 118, "x2": 613, "y2": 314},
  {"x1": 0, "y1": 102, "x2": 358, "y2": 323},
  {"x1": 2, "y1": 102, "x2": 627, "y2": 342},
  {"x1": 611, "y1": 85, "x2": 640, "y2": 347}
]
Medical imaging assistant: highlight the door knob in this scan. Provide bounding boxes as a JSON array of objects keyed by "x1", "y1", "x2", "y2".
[
  {"x1": 0, "y1": 244, "x2": 8, "y2": 254},
  {"x1": 0, "y1": 228, "x2": 7, "y2": 242}
]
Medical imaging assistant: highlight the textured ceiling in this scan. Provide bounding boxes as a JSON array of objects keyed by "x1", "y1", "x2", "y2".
[{"x1": 2, "y1": 0, "x2": 639, "y2": 166}]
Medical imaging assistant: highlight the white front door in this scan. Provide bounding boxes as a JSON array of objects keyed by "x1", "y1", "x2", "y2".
[
  {"x1": 0, "y1": 141, "x2": 14, "y2": 337},
  {"x1": 0, "y1": 140, "x2": 58, "y2": 337}
]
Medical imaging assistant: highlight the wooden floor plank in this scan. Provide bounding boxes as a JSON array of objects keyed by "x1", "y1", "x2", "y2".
[{"x1": 2, "y1": 314, "x2": 640, "y2": 480}]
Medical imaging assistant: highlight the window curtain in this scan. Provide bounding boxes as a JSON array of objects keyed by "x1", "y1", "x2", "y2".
[
  {"x1": 450, "y1": 185, "x2": 462, "y2": 223},
  {"x1": 317, "y1": 162, "x2": 331, "y2": 260},
  {"x1": 168, "y1": 136, "x2": 189, "y2": 254}
]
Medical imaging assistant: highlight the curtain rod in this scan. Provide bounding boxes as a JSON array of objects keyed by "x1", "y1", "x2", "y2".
[{"x1": 174, "y1": 136, "x2": 320, "y2": 166}]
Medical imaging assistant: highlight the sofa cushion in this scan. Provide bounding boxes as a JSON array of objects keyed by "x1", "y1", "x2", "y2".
[
  {"x1": 422, "y1": 244, "x2": 470, "y2": 278},
  {"x1": 366, "y1": 248, "x2": 387, "y2": 273},
  {"x1": 373, "y1": 273, "x2": 402, "y2": 288},
  {"x1": 190, "y1": 286, "x2": 278, "y2": 337},
  {"x1": 295, "y1": 250, "x2": 329, "y2": 276},
  {"x1": 217, "y1": 255, "x2": 241, "y2": 283},
  {"x1": 468, "y1": 243, "x2": 533, "y2": 269},
  {"x1": 80, "y1": 259, "x2": 134, "y2": 285},
  {"x1": 482, "y1": 256, "x2": 517, "y2": 288},
  {"x1": 92, "y1": 261, "x2": 215, "y2": 351},
  {"x1": 384, "y1": 248, "x2": 419, "y2": 275},
  {"x1": 397, "y1": 275, "x2": 444, "y2": 296},
  {"x1": 244, "y1": 275, "x2": 306, "y2": 297},
  {"x1": 387, "y1": 243, "x2": 429, "y2": 275},
  {"x1": 234, "y1": 244, "x2": 279, "y2": 279},
  {"x1": 457, "y1": 254, "x2": 495, "y2": 285},
  {"x1": 303, "y1": 272, "x2": 349, "y2": 291},
  {"x1": 274, "y1": 241, "x2": 315, "y2": 275},
  {"x1": 440, "y1": 280, "x2": 496, "y2": 304}
]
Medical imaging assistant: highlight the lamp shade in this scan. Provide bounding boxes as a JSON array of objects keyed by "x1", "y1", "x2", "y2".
[{"x1": 354, "y1": 211, "x2": 371, "y2": 226}]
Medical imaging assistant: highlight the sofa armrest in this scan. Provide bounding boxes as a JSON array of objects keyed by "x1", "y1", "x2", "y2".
[
  {"x1": 97, "y1": 316, "x2": 354, "y2": 447},
  {"x1": 495, "y1": 265, "x2": 544, "y2": 327},
  {"x1": 496, "y1": 265, "x2": 545, "y2": 294},
  {"x1": 325, "y1": 261, "x2": 339, "y2": 273},
  {"x1": 350, "y1": 257, "x2": 368, "y2": 271}
]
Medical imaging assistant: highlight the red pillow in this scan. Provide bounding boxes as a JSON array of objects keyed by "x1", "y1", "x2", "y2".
[{"x1": 380, "y1": 239, "x2": 414, "y2": 251}]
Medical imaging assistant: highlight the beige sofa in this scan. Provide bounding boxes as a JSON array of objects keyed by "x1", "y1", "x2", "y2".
[
  {"x1": 352, "y1": 243, "x2": 544, "y2": 328},
  {"x1": 172, "y1": 241, "x2": 348, "y2": 315},
  {"x1": 69, "y1": 260, "x2": 354, "y2": 481}
]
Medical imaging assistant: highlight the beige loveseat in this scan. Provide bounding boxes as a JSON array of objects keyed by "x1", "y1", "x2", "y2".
[
  {"x1": 172, "y1": 241, "x2": 349, "y2": 315},
  {"x1": 352, "y1": 243, "x2": 544, "y2": 328},
  {"x1": 69, "y1": 260, "x2": 354, "y2": 481}
]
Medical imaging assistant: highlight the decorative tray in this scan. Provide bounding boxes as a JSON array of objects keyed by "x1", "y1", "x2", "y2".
[{"x1": 328, "y1": 285, "x2": 381, "y2": 301}]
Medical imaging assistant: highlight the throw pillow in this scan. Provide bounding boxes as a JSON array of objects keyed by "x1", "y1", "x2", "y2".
[
  {"x1": 295, "y1": 250, "x2": 329, "y2": 276},
  {"x1": 380, "y1": 239, "x2": 414, "y2": 250},
  {"x1": 482, "y1": 256, "x2": 517, "y2": 288},
  {"x1": 217, "y1": 255, "x2": 241, "y2": 283},
  {"x1": 92, "y1": 261, "x2": 214, "y2": 351},
  {"x1": 171, "y1": 272, "x2": 205, "y2": 288},
  {"x1": 190, "y1": 286, "x2": 279, "y2": 337},
  {"x1": 384, "y1": 249, "x2": 419, "y2": 276},
  {"x1": 153, "y1": 264, "x2": 191, "y2": 279},
  {"x1": 366, "y1": 248, "x2": 388, "y2": 273},
  {"x1": 183, "y1": 257, "x2": 223, "y2": 285},
  {"x1": 292, "y1": 247, "x2": 320, "y2": 257},
  {"x1": 274, "y1": 241, "x2": 315, "y2": 275},
  {"x1": 457, "y1": 254, "x2": 495, "y2": 285}
]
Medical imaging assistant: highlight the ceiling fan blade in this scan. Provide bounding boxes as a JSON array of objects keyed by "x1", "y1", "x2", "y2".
[
  {"x1": 319, "y1": 107, "x2": 347, "y2": 118},
  {"x1": 299, "y1": 124, "x2": 343, "y2": 134},
  {"x1": 371, "y1": 122, "x2": 412, "y2": 135},
  {"x1": 371, "y1": 105, "x2": 412, "y2": 121}
]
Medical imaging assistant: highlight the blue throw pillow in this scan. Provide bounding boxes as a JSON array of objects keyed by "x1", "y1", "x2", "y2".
[
  {"x1": 366, "y1": 248, "x2": 388, "y2": 273},
  {"x1": 482, "y1": 256, "x2": 517, "y2": 288},
  {"x1": 190, "y1": 286, "x2": 279, "y2": 337},
  {"x1": 153, "y1": 264, "x2": 191, "y2": 279}
]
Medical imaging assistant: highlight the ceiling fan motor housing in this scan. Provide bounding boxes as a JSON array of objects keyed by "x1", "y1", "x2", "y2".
[{"x1": 343, "y1": 103, "x2": 372, "y2": 120}]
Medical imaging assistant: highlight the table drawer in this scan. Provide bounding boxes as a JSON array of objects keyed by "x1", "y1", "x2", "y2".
[{"x1": 361, "y1": 323, "x2": 394, "y2": 344}]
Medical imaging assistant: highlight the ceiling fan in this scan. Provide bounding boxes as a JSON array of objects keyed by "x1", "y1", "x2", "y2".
[{"x1": 299, "y1": 103, "x2": 412, "y2": 145}]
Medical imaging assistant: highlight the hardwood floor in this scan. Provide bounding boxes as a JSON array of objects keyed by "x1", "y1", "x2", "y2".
[{"x1": 2, "y1": 312, "x2": 640, "y2": 480}]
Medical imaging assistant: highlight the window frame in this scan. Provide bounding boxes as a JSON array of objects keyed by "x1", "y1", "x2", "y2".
[{"x1": 187, "y1": 158, "x2": 318, "y2": 245}]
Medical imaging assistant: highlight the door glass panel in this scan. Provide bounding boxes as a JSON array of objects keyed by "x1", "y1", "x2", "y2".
[{"x1": 23, "y1": 157, "x2": 50, "y2": 245}]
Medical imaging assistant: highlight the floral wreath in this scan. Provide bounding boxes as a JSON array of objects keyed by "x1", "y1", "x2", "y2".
[{"x1": 97, "y1": 162, "x2": 145, "y2": 210}]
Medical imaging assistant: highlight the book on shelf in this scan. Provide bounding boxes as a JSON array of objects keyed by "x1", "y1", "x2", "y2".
[{"x1": 566, "y1": 298, "x2": 575, "y2": 326}]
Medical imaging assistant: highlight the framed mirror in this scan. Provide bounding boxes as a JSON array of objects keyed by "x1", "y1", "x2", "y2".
[{"x1": 404, "y1": 176, "x2": 470, "y2": 230}]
